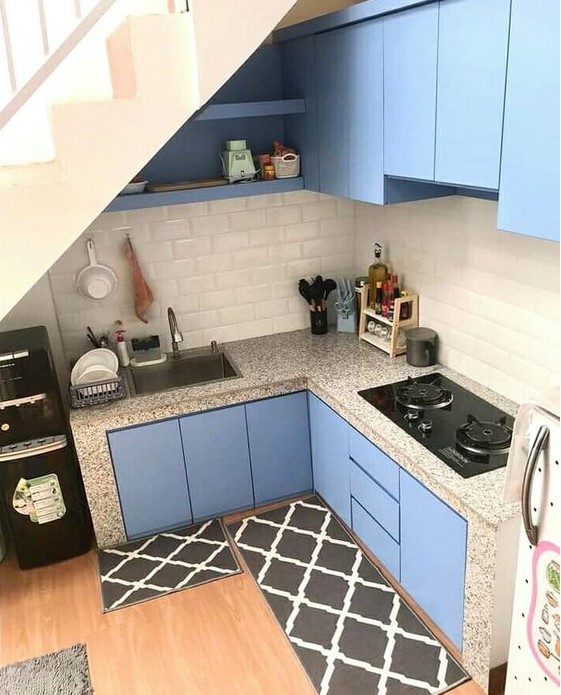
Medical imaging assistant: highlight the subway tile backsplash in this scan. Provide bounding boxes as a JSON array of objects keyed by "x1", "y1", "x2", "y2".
[
  {"x1": 48, "y1": 191, "x2": 356, "y2": 363},
  {"x1": 46, "y1": 191, "x2": 559, "y2": 404},
  {"x1": 354, "y1": 196, "x2": 560, "y2": 404}
]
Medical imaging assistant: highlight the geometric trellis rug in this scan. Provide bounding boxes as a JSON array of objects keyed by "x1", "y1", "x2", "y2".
[
  {"x1": 98, "y1": 518, "x2": 240, "y2": 612},
  {"x1": 0, "y1": 644, "x2": 93, "y2": 695},
  {"x1": 228, "y1": 496, "x2": 470, "y2": 695}
]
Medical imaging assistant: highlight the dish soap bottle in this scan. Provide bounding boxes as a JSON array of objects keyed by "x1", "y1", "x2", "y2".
[
  {"x1": 368, "y1": 243, "x2": 388, "y2": 307},
  {"x1": 114, "y1": 321, "x2": 130, "y2": 367}
]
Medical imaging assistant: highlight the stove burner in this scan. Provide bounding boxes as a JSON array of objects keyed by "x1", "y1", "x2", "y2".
[
  {"x1": 456, "y1": 414, "x2": 512, "y2": 456},
  {"x1": 395, "y1": 377, "x2": 453, "y2": 411}
]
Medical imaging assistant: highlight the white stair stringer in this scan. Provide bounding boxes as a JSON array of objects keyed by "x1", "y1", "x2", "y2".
[{"x1": 0, "y1": 13, "x2": 200, "y2": 322}]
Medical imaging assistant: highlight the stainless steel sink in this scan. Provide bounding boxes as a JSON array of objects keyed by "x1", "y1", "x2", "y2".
[{"x1": 126, "y1": 345, "x2": 241, "y2": 396}]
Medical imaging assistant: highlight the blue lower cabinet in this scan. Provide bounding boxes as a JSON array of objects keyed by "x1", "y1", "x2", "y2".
[
  {"x1": 180, "y1": 405, "x2": 254, "y2": 521},
  {"x1": 350, "y1": 463, "x2": 400, "y2": 542},
  {"x1": 308, "y1": 393, "x2": 351, "y2": 526},
  {"x1": 400, "y1": 470, "x2": 467, "y2": 649},
  {"x1": 246, "y1": 392, "x2": 313, "y2": 506},
  {"x1": 351, "y1": 498, "x2": 400, "y2": 580},
  {"x1": 107, "y1": 419, "x2": 192, "y2": 540}
]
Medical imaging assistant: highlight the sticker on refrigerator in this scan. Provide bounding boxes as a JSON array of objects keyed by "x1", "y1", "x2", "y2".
[{"x1": 12, "y1": 475, "x2": 66, "y2": 524}]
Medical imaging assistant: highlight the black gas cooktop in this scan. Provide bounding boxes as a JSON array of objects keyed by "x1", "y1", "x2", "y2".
[{"x1": 358, "y1": 373, "x2": 514, "y2": 478}]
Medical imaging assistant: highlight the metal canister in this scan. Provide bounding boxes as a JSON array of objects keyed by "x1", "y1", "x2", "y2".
[{"x1": 355, "y1": 276, "x2": 369, "y2": 334}]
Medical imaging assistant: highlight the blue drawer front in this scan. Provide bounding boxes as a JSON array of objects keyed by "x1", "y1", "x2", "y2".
[
  {"x1": 349, "y1": 429, "x2": 400, "y2": 500},
  {"x1": 352, "y1": 498, "x2": 400, "y2": 580},
  {"x1": 350, "y1": 463, "x2": 400, "y2": 542}
]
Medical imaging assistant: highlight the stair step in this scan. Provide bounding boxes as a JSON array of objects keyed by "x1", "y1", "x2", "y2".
[{"x1": 0, "y1": 160, "x2": 63, "y2": 186}]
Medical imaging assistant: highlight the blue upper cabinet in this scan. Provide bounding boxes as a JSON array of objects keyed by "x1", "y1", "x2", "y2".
[
  {"x1": 246, "y1": 392, "x2": 312, "y2": 506},
  {"x1": 281, "y1": 36, "x2": 320, "y2": 192},
  {"x1": 400, "y1": 470, "x2": 467, "y2": 649},
  {"x1": 383, "y1": 4, "x2": 439, "y2": 181},
  {"x1": 315, "y1": 29, "x2": 350, "y2": 198},
  {"x1": 347, "y1": 19, "x2": 384, "y2": 205},
  {"x1": 308, "y1": 393, "x2": 351, "y2": 526},
  {"x1": 435, "y1": 0, "x2": 511, "y2": 189},
  {"x1": 179, "y1": 406, "x2": 254, "y2": 521},
  {"x1": 107, "y1": 420, "x2": 192, "y2": 540},
  {"x1": 498, "y1": 0, "x2": 560, "y2": 242}
]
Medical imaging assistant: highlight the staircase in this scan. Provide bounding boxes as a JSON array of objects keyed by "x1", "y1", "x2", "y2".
[{"x1": 0, "y1": 0, "x2": 297, "y2": 322}]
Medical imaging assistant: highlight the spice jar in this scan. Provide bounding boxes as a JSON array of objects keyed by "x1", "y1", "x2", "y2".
[{"x1": 263, "y1": 164, "x2": 275, "y2": 180}]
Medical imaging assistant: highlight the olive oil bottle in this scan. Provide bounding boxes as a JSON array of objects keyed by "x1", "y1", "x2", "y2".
[{"x1": 368, "y1": 244, "x2": 388, "y2": 307}]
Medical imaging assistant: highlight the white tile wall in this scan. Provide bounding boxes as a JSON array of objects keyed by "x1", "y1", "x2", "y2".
[
  {"x1": 355, "y1": 196, "x2": 560, "y2": 404},
  {"x1": 45, "y1": 189, "x2": 559, "y2": 404},
  {"x1": 48, "y1": 191, "x2": 356, "y2": 362}
]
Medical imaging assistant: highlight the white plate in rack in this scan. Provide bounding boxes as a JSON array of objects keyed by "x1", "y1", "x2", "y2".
[{"x1": 71, "y1": 348, "x2": 119, "y2": 386}]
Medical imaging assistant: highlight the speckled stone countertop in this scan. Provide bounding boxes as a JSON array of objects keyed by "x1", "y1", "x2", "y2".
[
  {"x1": 71, "y1": 329, "x2": 517, "y2": 535},
  {"x1": 70, "y1": 329, "x2": 520, "y2": 690}
]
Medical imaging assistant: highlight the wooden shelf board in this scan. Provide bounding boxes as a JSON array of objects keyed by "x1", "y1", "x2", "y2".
[
  {"x1": 362, "y1": 307, "x2": 416, "y2": 327},
  {"x1": 360, "y1": 332, "x2": 406, "y2": 355},
  {"x1": 105, "y1": 177, "x2": 304, "y2": 212},
  {"x1": 193, "y1": 99, "x2": 306, "y2": 121}
]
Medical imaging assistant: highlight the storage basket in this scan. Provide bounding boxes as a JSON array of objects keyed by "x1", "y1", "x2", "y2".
[
  {"x1": 271, "y1": 153, "x2": 300, "y2": 179},
  {"x1": 69, "y1": 374, "x2": 126, "y2": 408}
]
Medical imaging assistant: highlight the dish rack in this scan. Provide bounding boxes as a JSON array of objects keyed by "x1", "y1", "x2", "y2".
[
  {"x1": 358, "y1": 284, "x2": 419, "y2": 358},
  {"x1": 69, "y1": 374, "x2": 126, "y2": 408}
]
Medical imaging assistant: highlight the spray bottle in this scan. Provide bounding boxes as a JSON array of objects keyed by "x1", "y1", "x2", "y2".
[{"x1": 114, "y1": 320, "x2": 130, "y2": 367}]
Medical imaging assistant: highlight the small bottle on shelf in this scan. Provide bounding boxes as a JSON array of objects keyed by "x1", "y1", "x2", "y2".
[
  {"x1": 388, "y1": 300, "x2": 395, "y2": 322},
  {"x1": 400, "y1": 290, "x2": 411, "y2": 320},
  {"x1": 374, "y1": 281, "x2": 383, "y2": 314},
  {"x1": 368, "y1": 244, "x2": 387, "y2": 307},
  {"x1": 392, "y1": 274, "x2": 400, "y2": 300}
]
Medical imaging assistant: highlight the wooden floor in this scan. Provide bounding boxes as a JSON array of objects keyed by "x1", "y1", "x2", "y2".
[{"x1": 0, "y1": 544, "x2": 486, "y2": 695}]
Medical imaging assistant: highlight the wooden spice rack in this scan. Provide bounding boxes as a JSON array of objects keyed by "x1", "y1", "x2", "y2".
[{"x1": 358, "y1": 284, "x2": 419, "y2": 357}]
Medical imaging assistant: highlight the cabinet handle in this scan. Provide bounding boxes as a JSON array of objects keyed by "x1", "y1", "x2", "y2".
[{"x1": 521, "y1": 425, "x2": 549, "y2": 546}]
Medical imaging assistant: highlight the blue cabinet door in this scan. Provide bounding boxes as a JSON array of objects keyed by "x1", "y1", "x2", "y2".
[
  {"x1": 400, "y1": 470, "x2": 467, "y2": 649},
  {"x1": 179, "y1": 406, "x2": 253, "y2": 521},
  {"x1": 107, "y1": 420, "x2": 192, "y2": 540},
  {"x1": 315, "y1": 28, "x2": 350, "y2": 198},
  {"x1": 281, "y1": 36, "x2": 320, "y2": 192},
  {"x1": 435, "y1": 0, "x2": 511, "y2": 189},
  {"x1": 497, "y1": 0, "x2": 560, "y2": 241},
  {"x1": 348, "y1": 19, "x2": 384, "y2": 204},
  {"x1": 246, "y1": 392, "x2": 312, "y2": 506},
  {"x1": 383, "y1": 3, "x2": 438, "y2": 180},
  {"x1": 308, "y1": 393, "x2": 350, "y2": 526}
]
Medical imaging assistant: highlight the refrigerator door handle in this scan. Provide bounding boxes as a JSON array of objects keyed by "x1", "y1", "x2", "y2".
[{"x1": 521, "y1": 425, "x2": 549, "y2": 546}]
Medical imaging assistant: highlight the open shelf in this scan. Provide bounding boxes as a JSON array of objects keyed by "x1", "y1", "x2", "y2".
[
  {"x1": 105, "y1": 177, "x2": 304, "y2": 212},
  {"x1": 359, "y1": 332, "x2": 406, "y2": 355},
  {"x1": 362, "y1": 306, "x2": 417, "y2": 328},
  {"x1": 193, "y1": 99, "x2": 306, "y2": 121}
]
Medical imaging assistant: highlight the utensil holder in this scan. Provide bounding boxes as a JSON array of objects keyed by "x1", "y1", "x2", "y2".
[
  {"x1": 337, "y1": 312, "x2": 356, "y2": 333},
  {"x1": 310, "y1": 310, "x2": 328, "y2": 335}
]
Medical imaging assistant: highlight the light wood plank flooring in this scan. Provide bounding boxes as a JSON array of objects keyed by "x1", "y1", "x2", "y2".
[{"x1": 0, "y1": 546, "x2": 485, "y2": 695}]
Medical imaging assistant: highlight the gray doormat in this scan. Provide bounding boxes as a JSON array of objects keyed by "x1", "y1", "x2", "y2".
[
  {"x1": 97, "y1": 518, "x2": 240, "y2": 612},
  {"x1": 0, "y1": 644, "x2": 93, "y2": 695},
  {"x1": 228, "y1": 496, "x2": 470, "y2": 695}
]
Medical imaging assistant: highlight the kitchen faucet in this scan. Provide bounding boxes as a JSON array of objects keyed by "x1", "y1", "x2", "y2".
[{"x1": 167, "y1": 307, "x2": 183, "y2": 357}]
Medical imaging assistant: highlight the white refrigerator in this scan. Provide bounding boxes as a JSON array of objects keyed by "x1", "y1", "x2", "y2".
[{"x1": 505, "y1": 392, "x2": 560, "y2": 695}]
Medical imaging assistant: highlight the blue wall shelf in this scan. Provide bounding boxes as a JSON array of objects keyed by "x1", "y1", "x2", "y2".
[
  {"x1": 106, "y1": 177, "x2": 304, "y2": 211},
  {"x1": 194, "y1": 99, "x2": 305, "y2": 121}
]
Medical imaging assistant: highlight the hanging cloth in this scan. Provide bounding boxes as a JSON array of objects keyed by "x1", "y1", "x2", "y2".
[{"x1": 124, "y1": 236, "x2": 153, "y2": 323}]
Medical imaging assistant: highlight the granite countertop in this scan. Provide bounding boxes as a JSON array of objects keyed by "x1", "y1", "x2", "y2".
[{"x1": 70, "y1": 329, "x2": 519, "y2": 530}]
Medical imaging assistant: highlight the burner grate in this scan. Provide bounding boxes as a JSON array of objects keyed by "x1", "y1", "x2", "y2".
[
  {"x1": 394, "y1": 376, "x2": 453, "y2": 411},
  {"x1": 456, "y1": 415, "x2": 512, "y2": 456}
]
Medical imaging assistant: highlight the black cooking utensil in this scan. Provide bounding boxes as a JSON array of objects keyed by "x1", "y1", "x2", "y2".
[
  {"x1": 323, "y1": 278, "x2": 337, "y2": 301},
  {"x1": 309, "y1": 275, "x2": 325, "y2": 310},
  {"x1": 298, "y1": 279, "x2": 313, "y2": 308},
  {"x1": 86, "y1": 326, "x2": 100, "y2": 348}
]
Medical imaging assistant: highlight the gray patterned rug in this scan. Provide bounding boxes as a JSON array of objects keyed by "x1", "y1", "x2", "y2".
[
  {"x1": 98, "y1": 518, "x2": 241, "y2": 612},
  {"x1": 228, "y1": 496, "x2": 470, "y2": 695},
  {"x1": 0, "y1": 644, "x2": 92, "y2": 695}
]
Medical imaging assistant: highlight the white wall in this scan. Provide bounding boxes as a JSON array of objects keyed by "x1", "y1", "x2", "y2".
[
  {"x1": 276, "y1": 0, "x2": 361, "y2": 28},
  {"x1": 355, "y1": 196, "x2": 560, "y2": 404},
  {"x1": 48, "y1": 191, "x2": 356, "y2": 363},
  {"x1": 0, "y1": 274, "x2": 68, "y2": 389}
]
